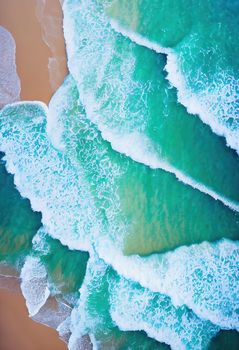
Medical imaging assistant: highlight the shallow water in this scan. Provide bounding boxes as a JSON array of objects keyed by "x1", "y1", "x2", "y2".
[
  {"x1": 0, "y1": 0, "x2": 239, "y2": 349},
  {"x1": 0, "y1": 26, "x2": 20, "y2": 107}
]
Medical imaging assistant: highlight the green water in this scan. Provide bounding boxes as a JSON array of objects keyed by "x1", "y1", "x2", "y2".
[
  {"x1": 37, "y1": 233, "x2": 89, "y2": 295},
  {"x1": 0, "y1": 152, "x2": 41, "y2": 265},
  {"x1": 0, "y1": 78, "x2": 238, "y2": 348},
  {"x1": 63, "y1": 0, "x2": 239, "y2": 208},
  {"x1": 209, "y1": 331, "x2": 239, "y2": 350},
  {"x1": 49, "y1": 76, "x2": 239, "y2": 255},
  {"x1": 107, "y1": 0, "x2": 239, "y2": 144},
  {"x1": 0, "y1": 0, "x2": 239, "y2": 349}
]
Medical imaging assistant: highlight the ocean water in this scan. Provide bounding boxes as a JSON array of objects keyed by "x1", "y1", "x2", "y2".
[
  {"x1": 0, "y1": 0, "x2": 239, "y2": 349},
  {"x1": 107, "y1": 0, "x2": 239, "y2": 152},
  {"x1": 0, "y1": 152, "x2": 41, "y2": 266}
]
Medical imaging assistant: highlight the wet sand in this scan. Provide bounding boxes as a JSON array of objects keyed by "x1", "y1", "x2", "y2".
[
  {"x1": 0, "y1": 0, "x2": 68, "y2": 348},
  {"x1": 0, "y1": 288, "x2": 67, "y2": 350},
  {"x1": 0, "y1": 0, "x2": 68, "y2": 104}
]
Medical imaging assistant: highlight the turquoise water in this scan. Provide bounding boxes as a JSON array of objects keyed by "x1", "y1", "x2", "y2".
[
  {"x1": 0, "y1": 0, "x2": 239, "y2": 349},
  {"x1": 0, "y1": 152, "x2": 41, "y2": 265},
  {"x1": 107, "y1": 0, "x2": 239, "y2": 151}
]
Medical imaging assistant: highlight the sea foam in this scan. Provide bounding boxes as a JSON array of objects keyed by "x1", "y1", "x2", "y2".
[
  {"x1": 1, "y1": 1, "x2": 238, "y2": 348},
  {"x1": 0, "y1": 97, "x2": 238, "y2": 333},
  {"x1": 68, "y1": 253, "x2": 219, "y2": 350},
  {"x1": 62, "y1": 0, "x2": 239, "y2": 209},
  {"x1": 109, "y1": 19, "x2": 239, "y2": 155},
  {"x1": 0, "y1": 26, "x2": 21, "y2": 108},
  {"x1": 20, "y1": 255, "x2": 50, "y2": 316}
]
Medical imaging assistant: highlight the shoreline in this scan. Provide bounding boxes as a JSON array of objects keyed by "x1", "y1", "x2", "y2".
[
  {"x1": 0, "y1": 267, "x2": 69, "y2": 350},
  {"x1": 0, "y1": 286, "x2": 67, "y2": 350},
  {"x1": 0, "y1": 0, "x2": 69, "y2": 348},
  {"x1": 0, "y1": 0, "x2": 68, "y2": 104}
]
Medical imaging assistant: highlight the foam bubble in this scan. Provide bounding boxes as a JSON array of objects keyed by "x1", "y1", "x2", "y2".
[
  {"x1": 32, "y1": 226, "x2": 51, "y2": 256},
  {"x1": 62, "y1": 0, "x2": 239, "y2": 209},
  {"x1": 1, "y1": 87, "x2": 239, "y2": 331},
  {"x1": 101, "y1": 127, "x2": 239, "y2": 212},
  {"x1": 69, "y1": 254, "x2": 219, "y2": 350},
  {"x1": 32, "y1": 296, "x2": 72, "y2": 331},
  {"x1": 110, "y1": 276, "x2": 218, "y2": 350},
  {"x1": 97, "y1": 239, "x2": 239, "y2": 331},
  {"x1": 109, "y1": 19, "x2": 239, "y2": 155},
  {"x1": 0, "y1": 26, "x2": 21, "y2": 108},
  {"x1": 20, "y1": 255, "x2": 50, "y2": 316},
  {"x1": 0, "y1": 101, "x2": 95, "y2": 253}
]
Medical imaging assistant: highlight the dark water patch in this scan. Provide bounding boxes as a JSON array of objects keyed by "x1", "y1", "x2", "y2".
[{"x1": 0, "y1": 152, "x2": 41, "y2": 265}]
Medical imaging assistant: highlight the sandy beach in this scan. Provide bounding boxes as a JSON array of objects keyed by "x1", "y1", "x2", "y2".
[
  {"x1": 0, "y1": 0, "x2": 68, "y2": 103},
  {"x1": 0, "y1": 288, "x2": 67, "y2": 350},
  {"x1": 0, "y1": 0, "x2": 68, "y2": 348}
]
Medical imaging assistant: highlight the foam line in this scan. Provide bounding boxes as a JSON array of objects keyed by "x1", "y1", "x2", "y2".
[
  {"x1": 99, "y1": 127, "x2": 239, "y2": 212},
  {"x1": 20, "y1": 256, "x2": 50, "y2": 317},
  {"x1": 62, "y1": 3, "x2": 239, "y2": 212},
  {"x1": 48, "y1": 77, "x2": 239, "y2": 212},
  {"x1": 109, "y1": 19, "x2": 239, "y2": 155},
  {"x1": 1, "y1": 97, "x2": 238, "y2": 331},
  {"x1": 0, "y1": 26, "x2": 21, "y2": 108}
]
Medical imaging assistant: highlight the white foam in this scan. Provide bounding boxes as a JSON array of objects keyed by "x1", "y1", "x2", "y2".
[
  {"x1": 1, "y1": 92, "x2": 238, "y2": 333},
  {"x1": 109, "y1": 20, "x2": 239, "y2": 155},
  {"x1": 20, "y1": 256, "x2": 50, "y2": 316},
  {"x1": 110, "y1": 18, "x2": 170, "y2": 55},
  {"x1": 57, "y1": 316, "x2": 72, "y2": 342},
  {"x1": 32, "y1": 296, "x2": 72, "y2": 331},
  {"x1": 69, "y1": 254, "x2": 219, "y2": 350},
  {"x1": 21, "y1": 228, "x2": 73, "y2": 340},
  {"x1": 47, "y1": 75, "x2": 76, "y2": 151},
  {"x1": 0, "y1": 26, "x2": 21, "y2": 108},
  {"x1": 62, "y1": 1, "x2": 239, "y2": 212},
  {"x1": 109, "y1": 277, "x2": 218, "y2": 350},
  {"x1": 0, "y1": 101, "x2": 94, "y2": 254},
  {"x1": 100, "y1": 127, "x2": 239, "y2": 212},
  {"x1": 32, "y1": 226, "x2": 51, "y2": 256}
]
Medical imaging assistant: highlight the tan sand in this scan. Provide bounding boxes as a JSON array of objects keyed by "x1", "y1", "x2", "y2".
[
  {"x1": 0, "y1": 1, "x2": 69, "y2": 348},
  {"x1": 0, "y1": 288, "x2": 67, "y2": 350},
  {"x1": 0, "y1": 0, "x2": 68, "y2": 104}
]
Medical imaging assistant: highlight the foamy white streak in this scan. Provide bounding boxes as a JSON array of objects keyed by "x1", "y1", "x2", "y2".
[
  {"x1": 20, "y1": 256, "x2": 50, "y2": 317},
  {"x1": 63, "y1": 10, "x2": 239, "y2": 212},
  {"x1": 110, "y1": 19, "x2": 239, "y2": 155},
  {"x1": 96, "y1": 239, "x2": 239, "y2": 331},
  {"x1": 0, "y1": 102, "x2": 91, "y2": 254},
  {"x1": 100, "y1": 128, "x2": 239, "y2": 212},
  {"x1": 1, "y1": 100, "x2": 238, "y2": 331},
  {"x1": 0, "y1": 26, "x2": 21, "y2": 108}
]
